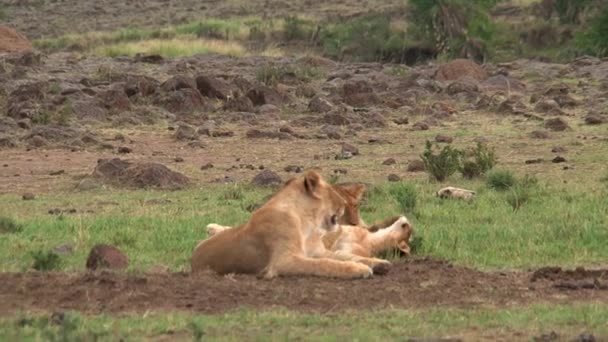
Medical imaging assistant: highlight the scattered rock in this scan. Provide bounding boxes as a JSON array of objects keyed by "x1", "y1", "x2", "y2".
[
  {"x1": 308, "y1": 96, "x2": 334, "y2": 113},
  {"x1": 49, "y1": 170, "x2": 65, "y2": 176},
  {"x1": 525, "y1": 158, "x2": 544, "y2": 164},
  {"x1": 585, "y1": 114, "x2": 605, "y2": 125},
  {"x1": 323, "y1": 112, "x2": 351, "y2": 126},
  {"x1": 92, "y1": 158, "x2": 190, "y2": 190},
  {"x1": 333, "y1": 168, "x2": 348, "y2": 175},
  {"x1": 382, "y1": 158, "x2": 396, "y2": 166},
  {"x1": 534, "y1": 98, "x2": 562, "y2": 114},
  {"x1": 342, "y1": 79, "x2": 380, "y2": 107},
  {"x1": 413, "y1": 122, "x2": 429, "y2": 131},
  {"x1": 435, "y1": 134, "x2": 454, "y2": 143},
  {"x1": 200, "y1": 163, "x2": 214, "y2": 170},
  {"x1": 85, "y1": 244, "x2": 128, "y2": 270},
  {"x1": 434, "y1": 59, "x2": 488, "y2": 82},
  {"x1": 246, "y1": 129, "x2": 279, "y2": 139},
  {"x1": 117, "y1": 146, "x2": 132, "y2": 154},
  {"x1": 195, "y1": 75, "x2": 232, "y2": 100},
  {"x1": 22, "y1": 192, "x2": 35, "y2": 201},
  {"x1": 174, "y1": 157, "x2": 184, "y2": 163},
  {"x1": 211, "y1": 130, "x2": 234, "y2": 138},
  {"x1": 387, "y1": 174, "x2": 401, "y2": 182},
  {"x1": 161, "y1": 75, "x2": 197, "y2": 92},
  {"x1": 174, "y1": 125, "x2": 198, "y2": 141},
  {"x1": 224, "y1": 95, "x2": 254, "y2": 112},
  {"x1": 284, "y1": 165, "x2": 303, "y2": 173},
  {"x1": 551, "y1": 146, "x2": 567, "y2": 153},
  {"x1": 545, "y1": 118, "x2": 569, "y2": 131},
  {"x1": 247, "y1": 85, "x2": 284, "y2": 106},
  {"x1": 552, "y1": 156, "x2": 567, "y2": 163},
  {"x1": 341, "y1": 143, "x2": 359, "y2": 156},
  {"x1": 407, "y1": 160, "x2": 426, "y2": 172},
  {"x1": 154, "y1": 88, "x2": 204, "y2": 113},
  {"x1": 530, "y1": 130, "x2": 550, "y2": 139},
  {"x1": 251, "y1": 170, "x2": 282, "y2": 187},
  {"x1": 393, "y1": 116, "x2": 409, "y2": 125}
]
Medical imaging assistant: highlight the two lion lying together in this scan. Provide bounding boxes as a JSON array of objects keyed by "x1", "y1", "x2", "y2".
[{"x1": 191, "y1": 170, "x2": 413, "y2": 279}]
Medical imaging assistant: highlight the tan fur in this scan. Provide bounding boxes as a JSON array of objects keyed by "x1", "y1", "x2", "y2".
[
  {"x1": 437, "y1": 186, "x2": 476, "y2": 201},
  {"x1": 191, "y1": 171, "x2": 375, "y2": 279}
]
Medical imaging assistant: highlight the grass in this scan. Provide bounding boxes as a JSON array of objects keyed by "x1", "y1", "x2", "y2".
[
  {"x1": 0, "y1": 176, "x2": 607, "y2": 272},
  {"x1": 2, "y1": 304, "x2": 606, "y2": 340},
  {"x1": 94, "y1": 38, "x2": 246, "y2": 58}
]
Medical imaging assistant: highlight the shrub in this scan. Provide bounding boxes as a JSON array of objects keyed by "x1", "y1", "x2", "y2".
[
  {"x1": 575, "y1": 4, "x2": 608, "y2": 57},
  {"x1": 389, "y1": 182, "x2": 417, "y2": 214},
  {"x1": 554, "y1": 0, "x2": 593, "y2": 24},
  {"x1": 408, "y1": 0, "x2": 497, "y2": 61},
  {"x1": 420, "y1": 141, "x2": 463, "y2": 182},
  {"x1": 459, "y1": 143, "x2": 496, "y2": 179},
  {"x1": 31, "y1": 250, "x2": 62, "y2": 271},
  {"x1": 283, "y1": 16, "x2": 314, "y2": 41},
  {"x1": 0, "y1": 217, "x2": 22, "y2": 234},
  {"x1": 487, "y1": 169, "x2": 516, "y2": 191}
]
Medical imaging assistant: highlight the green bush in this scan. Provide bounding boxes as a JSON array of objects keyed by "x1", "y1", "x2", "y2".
[
  {"x1": 389, "y1": 182, "x2": 417, "y2": 214},
  {"x1": 576, "y1": 5, "x2": 608, "y2": 57},
  {"x1": 31, "y1": 250, "x2": 62, "y2": 271},
  {"x1": 421, "y1": 141, "x2": 463, "y2": 182},
  {"x1": 283, "y1": 16, "x2": 315, "y2": 41},
  {"x1": 554, "y1": 0, "x2": 593, "y2": 24},
  {"x1": 487, "y1": 169, "x2": 516, "y2": 191},
  {"x1": 459, "y1": 143, "x2": 496, "y2": 179},
  {"x1": 408, "y1": 0, "x2": 497, "y2": 61},
  {"x1": 0, "y1": 217, "x2": 22, "y2": 234}
]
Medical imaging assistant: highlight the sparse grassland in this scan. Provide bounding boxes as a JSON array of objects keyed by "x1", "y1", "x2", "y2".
[{"x1": 2, "y1": 304, "x2": 607, "y2": 340}]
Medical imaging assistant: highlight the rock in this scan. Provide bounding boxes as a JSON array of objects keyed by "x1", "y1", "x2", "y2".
[
  {"x1": 134, "y1": 53, "x2": 164, "y2": 64},
  {"x1": 407, "y1": 160, "x2": 426, "y2": 172},
  {"x1": 295, "y1": 84, "x2": 316, "y2": 98},
  {"x1": 333, "y1": 168, "x2": 348, "y2": 175},
  {"x1": 28, "y1": 135, "x2": 47, "y2": 148},
  {"x1": 554, "y1": 94, "x2": 580, "y2": 108},
  {"x1": 341, "y1": 143, "x2": 359, "y2": 156},
  {"x1": 534, "y1": 98, "x2": 561, "y2": 114},
  {"x1": 247, "y1": 85, "x2": 284, "y2": 106},
  {"x1": 246, "y1": 129, "x2": 279, "y2": 139},
  {"x1": 552, "y1": 146, "x2": 567, "y2": 153},
  {"x1": 161, "y1": 75, "x2": 197, "y2": 92},
  {"x1": 387, "y1": 174, "x2": 401, "y2": 182},
  {"x1": 92, "y1": 158, "x2": 190, "y2": 190},
  {"x1": 382, "y1": 158, "x2": 396, "y2": 166},
  {"x1": 124, "y1": 75, "x2": 158, "y2": 97},
  {"x1": 17, "y1": 119, "x2": 31, "y2": 130},
  {"x1": 323, "y1": 112, "x2": 351, "y2": 126},
  {"x1": 223, "y1": 95, "x2": 254, "y2": 112},
  {"x1": 155, "y1": 88, "x2": 204, "y2": 113},
  {"x1": 445, "y1": 78, "x2": 480, "y2": 95},
  {"x1": 584, "y1": 115, "x2": 605, "y2": 125},
  {"x1": 211, "y1": 130, "x2": 234, "y2": 138},
  {"x1": 117, "y1": 146, "x2": 132, "y2": 154},
  {"x1": 85, "y1": 244, "x2": 128, "y2": 270},
  {"x1": 530, "y1": 130, "x2": 550, "y2": 139},
  {"x1": 552, "y1": 156, "x2": 567, "y2": 163},
  {"x1": 174, "y1": 125, "x2": 198, "y2": 141},
  {"x1": 197, "y1": 122, "x2": 215, "y2": 136},
  {"x1": 525, "y1": 158, "x2": 544, "y2": 164},
  {"x1": 284, "y1": 165, "x2": 303, "y2": 173},
  {"x1": 251, "y1": 170, "x2": 282, "y2": 187},
  {"x1": 174, "y1": 157, "x2": 184, "y2": 163},
  {"x1": 98, "y1": 88, "x2": 131, "y2": 112},
  {"x1": 393, "y1": 116, "x2": 409, "y2": 125},
  {"x1": 308, "y1": 96, "x2": 334, "y2": 113},
  {"x1": 435, "y1": 134, "x2": 454, "y2": 143},
  {"x1": 335, "y1": 151, "x2": 353, "y2": 160},
  {"x1": 22, "y1": 193, "x2": 35, "y2": 201},
  {"x1": 545, "y1": 118, "x2": 569, "y2": 131},
  {"x1": 49, "y1": 170, "x2": 65, "y2": 176},
  {"x1": 434, "y1": 59, "x2": 488, "y2": 82},
  {"x1": 413, "y1": 122, "x2": 429, "y2": 131},
  {"x1": 200, "y1": 163, "x2": 214, "y2": 170},
  {"x1": 76, "y1": 178, "x2": 101, "y2": 191},
  {"x1": 482, "y1": 75, "x2": 526, "y2": 93},
  {"x1": 195, "y1": 75, "x2": 232, "y2": 100},
  {"x1": 342, "y1": 79, "x2": 380, "y2": 107}
]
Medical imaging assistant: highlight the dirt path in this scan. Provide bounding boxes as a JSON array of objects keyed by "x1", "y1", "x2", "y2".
[{"x1": 1, "y1": 258, "x2": 606, "y2": 315}]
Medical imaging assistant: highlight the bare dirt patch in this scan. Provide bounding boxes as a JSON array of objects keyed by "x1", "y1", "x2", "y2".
[{"x1": 0, "y1": 258, "x2": 607, "y2": 316}]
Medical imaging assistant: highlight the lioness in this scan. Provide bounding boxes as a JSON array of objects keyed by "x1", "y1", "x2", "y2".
[{"x1": 191, "y1": 170, "x2": 378, "y2": 279}]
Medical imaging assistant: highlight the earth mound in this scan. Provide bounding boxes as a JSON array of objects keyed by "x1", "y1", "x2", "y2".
[{"x1": 92, "y1": 158, "x2": 190, "y2": 190}]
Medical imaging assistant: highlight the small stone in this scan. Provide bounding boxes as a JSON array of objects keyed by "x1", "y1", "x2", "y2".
[
  {"x1": 435, "y1": 134, "x2": 453, "y2": 143},
  {"x1": 284, "y1": 165, "x2": 303, "y2": 173},
  {"x1": 551, "y1": 146, "x2": 567, "y2": 153},
  {"x1": 49, "y1": 170, "x2": 65, "y2": 176},
  {"x1": 525, "y1": 158, "x2": 544, "y2": 164},
  {"x1": 174, "y1": 157, "x2": 184, "y2": 163},
  {"x1": 585, "y1": 115, "x2": 605, "y2": 125},
  {"x1": 407, "y1": 160, "x2": 425, "y2": 172},
  {"x1": 22, "y1": 193, "x2": 35, "y2": 201},
  {"x1": 530, "y1": 130, "x2": 550, "y2": 139},
  {"x1": 387, "y1": 174, "x2": 401, "y2": 182},
  {"x1": 86, "y1": 244, "x2": 129, "y2": 270},
  {"x1": 393, "y1": 117, "x2": 409, "y2": 125},
  {"x1": 413, "y1": 121, "x2": 429, "y2": 130},
  {"x1": 341, "y1": 143, "x2": 359, "y2": 156},
  {"x1": 552, "y1": 156, "x2": 567, "y2": 163},
  {"x1": 333, "y1": 168, "x2": 348, "y2": 175},
  {"x1": 117, "y1": 146, "x2": 132, "y2": 154},
  {"x1": 382, "y1": 158, "x2": 396, "y2": 166},
  {"x1": 200, "y1": 163, "x2": 214, "y2": 170}
]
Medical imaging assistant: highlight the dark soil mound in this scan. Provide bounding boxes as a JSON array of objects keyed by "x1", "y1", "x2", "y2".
[{"x1": 92, "y1": 158, "x2": 190, "y2": 190}]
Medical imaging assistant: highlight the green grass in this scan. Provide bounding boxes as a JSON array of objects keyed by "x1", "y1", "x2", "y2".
[
  {"x1": 1, "y1": 178, "x2": 607, "y2": 272},
  {"x1": 94, "y1": 38, "x2": 246, "y2": 58},
  {"x1": 2, "y1": 304, "x2": 606, "y2": 341}
]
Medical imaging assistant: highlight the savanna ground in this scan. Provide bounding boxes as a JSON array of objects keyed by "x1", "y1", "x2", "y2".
[{"x1": 1, "y1": 0, "x2": 608, "y2": 340}]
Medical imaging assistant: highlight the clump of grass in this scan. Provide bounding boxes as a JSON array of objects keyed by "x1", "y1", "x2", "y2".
[
  {"x1": 506, "y1": 175, "x2": 539, "y2": 211},
  {"x1": 0, "y1": 5, "x2": 7, "y2": 20},
  {"x1": 460, "y1": 143, "x2": 497, "y2": 179},
  {"x1": 420, "y1": 141, "x2": 463, "y2": 182},
  {"x1": 600, "y1": 173, "x2": 608, "y2": 184},
  {"x1": 0, "y1": 217, "x2": 22, "y2": 234},
  {"x1": 95, "y1": 38, "x2": 245, "y2": 58},
  {"x1": 487, "y1": 169, "x2": 516, "y2": 191},
  {"x1": 223, "y1": 186, "x2": 245, "y2": 201},
  {"x1": 256, "y1": 64, "x2": 324, "y2": 86},
  {"x1": 31, "y1": 250, "x2": 62, "y2": 271},
  {"x1": 175, "y1": 19, "x2": 244, "y2": 40},
  {"x1": 283, "y1": 15, "x2": 315, "y2": 41},
  {"x1": 389, "y1": 182, "x2": 417, "y2": 214}
]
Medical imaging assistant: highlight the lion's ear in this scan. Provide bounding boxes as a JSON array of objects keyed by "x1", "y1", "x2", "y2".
[{"x1": 304, "y1": 170, "x2": 322, "y2": 199}]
